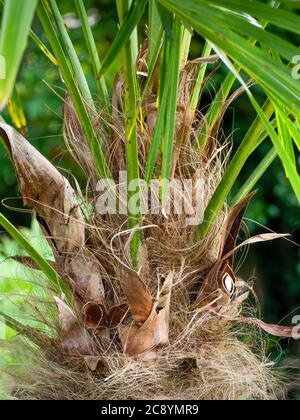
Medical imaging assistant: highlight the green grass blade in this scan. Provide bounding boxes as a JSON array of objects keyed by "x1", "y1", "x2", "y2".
[
  {"x1": 148, "y1": 0, "x2": 162, "y2": 65},
  {"x1": 29, "y1": 29, "x2": 58, "y2": 66},
  {"x1": 158, "y1": 0, "x2": 300, "y2": 116},
  {"x1": 207, "y1": 0, "x2": 300, "y2": 34},
  {"x1": 276, "y1": 109, "x2": 296, "y2": 172},
  {"x1": 117, "y1": 5, "x2": 163, "y2": 136},
  {"x1": 99, "y1": 0, "x2": 148, "y2": 77},
  {"x1": 116, "y1": 0, "x2": 142, "y2": 265},
  {"x1": 198, "y1": 73, "x2": 234, "y2": 144},
  {"x1": 127, "y1": 26, "x2": 163, "y2": 152},
  {"x1": 250, "y1": 118, "x2": 277, "y2": 153},
  {"x1": 0, "y1": 311, "x2": 29, "y2": 335},
  {"x1": 194, "y1": 1, "x2": 276, "y2": 148},
  {"x1": 74, "y1": 0, "x2": 109, "y2": 108},
  {"x1": 117, "y1": 0, "x2": 139, "y2": 62},
  {"x1": 250, "y1": 96, "x2": 300, "y2": 202},
  {"x1": 130, "y1": 0, "x2": 139, "y2": 62},
  {"x1": 0, "y1": 310, "x2": 48, "y2": 346},
  {"x1": 156, "y1": 2, "x2": 174, "y2": 42},
  {"x1": 0, "y1": 0, "x2": 38, "y2": 109},
  {"x1": 289, "y1": 122, "x2": 300, "y2": 153},
  {"x1": 37, "y1": 1, "x2": 111, "y2": 180},
  {"x1": 0, "y1": 0, "x2": 56, "y2": 66},
  {"x1": 0, "y1": 213, "x2": 67, "y2": 294},
  {"x1": 197, "y1": 71, "x2": 236, "y2": 148},
  {"x1": 145, "y1": 37, "x2": 171, "y2": 183},
  {"x1": 0, "y1": 0, "x2": 57, "y2": 66},
  {"x1": 180, "y1": 26, "x2": 192, "y2": 67},
  {"x1": 232, "y1": 148, "x2": 277, "y2": 206},
  {"x1": 207, "y1": 26, "x2": 299, "y2": 113},
  {"x1": 161, "y1": 18, "x2": 182, "y2": 202},
  {"x1": 48, "y1": 0, "x2": 95, "y2": 110},
  {"x1": 274, "y1": 105, "x2": 300, "y2": 153},
  {"x1": 190, "y1": 42, "x2": 212, "y2": 112},
  {"x1": 198, "y1": 2, "x2": 299, "y2": 62}
]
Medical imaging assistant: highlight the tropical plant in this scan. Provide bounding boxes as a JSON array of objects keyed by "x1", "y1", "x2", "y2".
[{"x1": 0, "y1": 0, "x2": 300, "y2": 400}]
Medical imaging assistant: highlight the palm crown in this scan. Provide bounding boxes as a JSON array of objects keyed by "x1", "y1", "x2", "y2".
[{"x1": 0, "y1": 0, "x2": 299, "y2": 400}]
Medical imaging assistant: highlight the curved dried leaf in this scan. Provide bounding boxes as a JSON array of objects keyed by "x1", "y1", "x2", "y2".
[
  {"x1": 195, "y1": 261, "x2": 223, "y2": 307},
  {"x1": 197, "y1": 232, "x2": 289, "y2": 309},
  {"x1": 220, "y1": 192, "x2": 255, "y2": 264},
  {"x1": 122, "y1": 268, "x2": 153, "y2": 324},
  {"x1": 54, "y1": 297, "x2": 94, "y2": 355},
  {"x1": 222, "y1": 233, "x2": 290, "y2": 262},
  {"x1": 0, "y1": 124, "x2": 103, "y2": 304},
  {"x1": 64, "y1": 253, "x2": 105, "y2": 304},
  {"x1": 119, "y1": 272, "x2": 173, "y2": 356},
  {"x1": 0, "y1": 123, "x2": 85, "y2": 255},
  {"x1": 82, "y1": 301, "x2": 130, "y2": 330},
  {"x1": 243, "y1": 317, "x2": 296, "y2": 338},
  {"x1": 119, "y1": 308, "x2": 169, "y2": 355},
  {"x1": 196, "y1": 193, "x2": 256, "y2": 307}
]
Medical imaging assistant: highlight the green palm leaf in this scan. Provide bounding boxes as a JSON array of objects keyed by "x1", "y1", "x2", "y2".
[
  {"x1": 157, "y1": 0, "x2": 300, "y2": 115},
  {"x1": 0, "y1": 0, "x2": 38, "y2": 109}
]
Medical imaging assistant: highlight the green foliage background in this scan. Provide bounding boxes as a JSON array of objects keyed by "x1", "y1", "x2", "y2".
[{"x1": 0, "y1": 0, "x2": 300, "y2": 397}]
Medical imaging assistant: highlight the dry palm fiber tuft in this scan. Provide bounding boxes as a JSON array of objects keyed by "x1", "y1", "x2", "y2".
[{"x1": 0, "y1": 51, "x2": 293, "y2": 400}]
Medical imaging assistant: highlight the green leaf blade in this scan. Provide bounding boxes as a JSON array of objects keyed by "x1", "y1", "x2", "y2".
[{"x1": 0, "y1": 0, "x2": 38, "y2": 109}]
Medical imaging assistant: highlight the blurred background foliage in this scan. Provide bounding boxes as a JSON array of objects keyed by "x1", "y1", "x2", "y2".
[{"x1": 0, "y1": 0, "x2": 299, "y2": 397}]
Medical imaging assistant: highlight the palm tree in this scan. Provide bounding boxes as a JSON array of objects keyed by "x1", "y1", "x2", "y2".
[{"x1": 0, "y1": 0, "x2": 299, "y2": 400}]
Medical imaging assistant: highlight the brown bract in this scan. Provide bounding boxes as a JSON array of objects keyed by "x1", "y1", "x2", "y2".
[
  {"x1": 119, "y1": 271, "x2": 173, "y2": 356},
  {"x1": 54, "y1": 297, "x2": 94, "y2": 356},
  {"x1": 0, "y1": 123, "x2": 105, "y2": 305},
  {"x1": 0, "y1": 123, "x2": 84, "y2": 255}
]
